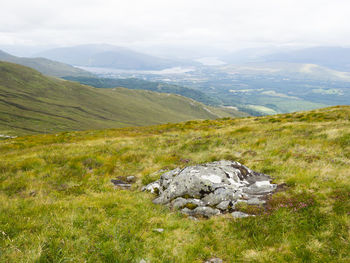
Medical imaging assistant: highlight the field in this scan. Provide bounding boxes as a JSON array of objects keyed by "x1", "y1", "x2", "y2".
[{"x1": 0, "y1": 106, "x2": 349, "y2": 262}]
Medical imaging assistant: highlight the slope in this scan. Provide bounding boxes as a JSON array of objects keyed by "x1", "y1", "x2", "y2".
[
  {"x1": 63, "y1": 76, "x2": 221, "y2": 105},
  {"x1": 0, "y1": 106, "x2": 349, "y2": 262},
  {"x1": 0, "y1": 61, "x2": 245, "y2": 136}
]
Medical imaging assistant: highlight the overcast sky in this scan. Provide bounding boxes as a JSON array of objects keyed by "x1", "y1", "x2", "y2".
[{"x1": 1, "y1": 0, "x2": 350, "y2": 53}]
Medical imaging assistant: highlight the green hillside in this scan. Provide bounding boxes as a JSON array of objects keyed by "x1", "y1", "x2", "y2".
[
  {"x1": 0, "y1": 61, "x2": 245, "y2": 136},
  {"x1": 0, "y1": 106, "x2": 349, "y2": 262},
  {"x1": 63, "y1": 76, "x2": 221, "y2": 105},
  {"x1": 0, "y1": 50, "x2": 93, "y2": 77}
]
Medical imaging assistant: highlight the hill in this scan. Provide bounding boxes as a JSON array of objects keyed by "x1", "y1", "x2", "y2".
[
  {"x1": 36, "y1": 44, "x2": 197, "y2": 70},
  {"x1": 0, "y1": 105, "x2": 349, "y2": 262},
  {"x1": 63, "y1": 76, "x2": 221, "y2": 105},
  {"x1": 221, "y1": 46, "x2": 350, "y2": 72},
  {"x1": 0, "y1": 50, "x2": 93, "y2": 77},
  {"x1": 0, "y1": 61, "x2": 245, "y2": 136},
  {"x1": 262, "y1": 46, "x2": 350, "y2": 71}
]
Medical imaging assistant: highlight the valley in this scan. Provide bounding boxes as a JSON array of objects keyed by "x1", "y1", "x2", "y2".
[
  {"x1": 0, "y1": 61, "x2": 245, "y2": 136},
  {"x1": 1, "y1": 1, "x2": 350, "y2": 262},
  {"x1": 81, "y1": 62, "x2": 350, "y2": 115}
]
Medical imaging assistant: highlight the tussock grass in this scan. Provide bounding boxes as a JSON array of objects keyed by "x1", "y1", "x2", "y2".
[{"x1": 0, "y1": 106, "x2": 349, "y2": 262}]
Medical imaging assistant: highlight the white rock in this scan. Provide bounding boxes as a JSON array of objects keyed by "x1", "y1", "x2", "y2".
[
  {"x1": 143, "y1": 161, "x2": 277, "y2": 218},
  {"x1": 216, "y1": 200, "x2": 232, "y2": 210},
  {"x1": 231, "y1": 211, "x2": 250, "y2": 218},
  {"x1": 126, "y1": 176, "x2": 135, "y2": 182},
  {"x1": 254, "y1": 181, "x2": 271, "y2": 187},
  {"x1": 202, "y1": 174, "x2": 222, "y2": 184},
  {"x1": 153, "y1": 228, "x2": 164, "y2": 233},
  {"x1": 247, "y1": 197, "x2": 265, "y2": 205}
]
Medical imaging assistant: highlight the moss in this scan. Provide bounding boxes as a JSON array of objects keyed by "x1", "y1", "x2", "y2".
[{"x1": 185, "y1": 203, "x2": 198, "y2": 210}]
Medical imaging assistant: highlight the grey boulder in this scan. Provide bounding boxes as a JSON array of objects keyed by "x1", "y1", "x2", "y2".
[{"x1": 143, "y1": 160, "x2": 277, "y2": 218}]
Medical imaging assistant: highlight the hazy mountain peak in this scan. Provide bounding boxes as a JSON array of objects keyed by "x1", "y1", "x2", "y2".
[
  {"x1": 36, "y1": 44, "x2": 197, "y2": 70},
  {"x1": 0, "y1": 49, "x2": 93, "y2": 77}
]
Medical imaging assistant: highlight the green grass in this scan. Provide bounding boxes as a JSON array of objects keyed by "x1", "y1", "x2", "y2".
[
  {"x1": 0, "y1": 106, "x2": 349, "y2": 262},
  {"x1": 63, "y1": 76, "x2": 221, "y2": 106},
  {"x1": 0, "y1": 61, "x2": 246, "y2": 136}
]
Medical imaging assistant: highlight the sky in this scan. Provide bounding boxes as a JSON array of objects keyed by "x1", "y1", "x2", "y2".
[{"x1": 1, "y1": 0, "x2": 350, "y2": 54}]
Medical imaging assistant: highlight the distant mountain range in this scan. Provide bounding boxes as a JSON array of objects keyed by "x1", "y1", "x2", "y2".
[
  {"x1": 222, "y1": 46, "x2": 350, "y2": 72},
  {"x1": 36, "y1": 44, "x2": 197, "y2": 70},
  {"x1": 262, "y1": 47, "x2": 350, "y2": 71},
  {"x1": 0, "y1": 61, "x2": 246, "y2": 135},
  {"x1": 0, "y1": 50, "x2": 93, "y2": 77}
]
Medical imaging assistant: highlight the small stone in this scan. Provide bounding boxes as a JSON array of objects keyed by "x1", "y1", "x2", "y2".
[
  {"x1": 142, "y1": 181, "x2": 161, "y2": 194},
  {"x1": 153, "y1": 228, "x2": 164, "y2": 233},
  {"x1": 111, "y1": 179, "x2": 130, "y2": 187},
  {"x1": 231, "y1": 211, "x2": 250, "y2": 218},
  {"x1": 126, "y1": 176, "x2": 135, "y2": 182},
  {"x1": 181, "y1": 207, "x2": 193, "y2": 216},
  {"x1": 205, "y1": 258, "x2": 223, "y2": 263},
  {"x1": 114, "y1": 184, "x2": 132, "y2": 189},
  {"x1": 171, "y1": 197, "x2": 204, "y2": 209},
  {"x1": 216, "y1": 200, "x2": 233, "y2": 210},
  {"x1": 247, "y1": 197, "x2": 265, "y2": 205},
  {"x1": 111, "y1": 179, "x2": 131, "y2": 189},
  {"x1": 192, "y1": 207, "x2": 221, "y2": 218},
  {"x1": 188, "y1": 216, "x2": 198, "y2": 221},
  {"x1": 171, "y1": 197, "x2": 189, "y2": 209},
  {"x1": 139, "y1": 259, "x2": 147, "y2": 263}
]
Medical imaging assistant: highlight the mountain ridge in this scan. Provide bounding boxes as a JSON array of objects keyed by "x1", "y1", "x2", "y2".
[
  {"x1": 36, "y1": 44, "x2": 198, "y2": 70},
  {"x1": 0, "y1": 49, "x2": 93, "y2": 77}
]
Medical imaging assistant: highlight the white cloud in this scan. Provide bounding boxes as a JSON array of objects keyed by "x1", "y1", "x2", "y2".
[{"x1": 1, "y1": 0, "x2": 350, "y2": 50}]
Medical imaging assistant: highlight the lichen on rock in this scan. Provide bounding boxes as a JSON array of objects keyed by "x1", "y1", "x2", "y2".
[{"x1": 142, "y1": 160, "x2": 277, "y2": 218}]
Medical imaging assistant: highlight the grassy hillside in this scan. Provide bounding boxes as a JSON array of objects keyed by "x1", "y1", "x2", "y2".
[
  {"x1": 0, "y1": 106, "x2": 349, "y2": 262},
  {"x1": 63, "y1": 76, "x2": 221, "y2": 105},
  {"x1": 0, "y1": 50, "x2": 93, "y2": 77},
  {"x1": 0, "y1": 61, "x2": 246, "y2": 136}
]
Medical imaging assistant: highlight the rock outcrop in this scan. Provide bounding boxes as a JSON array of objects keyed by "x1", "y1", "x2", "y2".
[{"x1": 142, "y1": 160, "x2": 277, "y2": 218}]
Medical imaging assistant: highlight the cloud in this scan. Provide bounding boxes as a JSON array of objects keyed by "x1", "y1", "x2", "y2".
[{"x1": 1, "y1": 0, "x2": 350, "y2": 50}]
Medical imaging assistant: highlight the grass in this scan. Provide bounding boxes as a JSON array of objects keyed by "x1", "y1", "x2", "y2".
[
  {"x1": 0, "y1": 106, "x2": 349, "y2": 262},
  {"x1": 63, "y1": 76, "x2": 221, "y2": 106},
  {"x1": 0, "y1": 61, "x2": 245, "y2": 136}
]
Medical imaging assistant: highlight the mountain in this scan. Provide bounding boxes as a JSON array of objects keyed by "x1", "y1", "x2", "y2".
[
  {"x1": 0, "y1": 61, "x2": 245, "y2": 135},
  {"x1": 36, "y1": 44, "x2": 196, "y2": 70},
  {"x1": 220, "y1": 47, "x2": 297, "y2": 64},
  {"x1": 260, "y1": 47, "x2": 350, "y2": 71},
  {"x1": 221, "y1": 46, "x2": 350, "y2": 71},
  {"x1": 63, "y1": 76, "x2": 221, "y2": 106},
  {"x1": 1, "y1": 105, "x2": 349, "y2": 262},
  {"x1": 0, "y1": 49, "x2": 93, "y2": 77}
]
